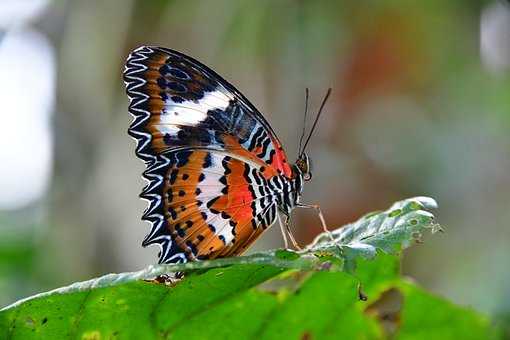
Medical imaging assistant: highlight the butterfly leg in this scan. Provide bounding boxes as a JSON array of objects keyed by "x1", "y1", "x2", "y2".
[
  {"x1": 277, "y1": 213, "x2": 290, "y2": 249},
  {"x1": 282, "y1": 214, "x2": 302, "y2": 250},
  {"x1": 296, "y1": 203, "x2": 336, "y2": 244}
]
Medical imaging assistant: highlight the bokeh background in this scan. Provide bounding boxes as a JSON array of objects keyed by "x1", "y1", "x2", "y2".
[{"x1": 1, "y1": 0, "x2": 509, "y2": 328}]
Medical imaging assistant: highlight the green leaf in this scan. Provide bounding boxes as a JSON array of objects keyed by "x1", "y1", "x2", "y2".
[
  {"x1": 310, "y1": 196, "x2": 441, "y2": 272},
  {"x1": 0, "y1": 197, "x2": 496, "y2": 338},
  {"x1": 394, "y1": 281, "x2": 501, "y2": 340},
  {"x1": 0, "y1": 264, "x2": 283, "y2": 339}
]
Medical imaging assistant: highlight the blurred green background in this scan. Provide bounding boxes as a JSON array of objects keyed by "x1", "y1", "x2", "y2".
[{"x1": 0, "y1": 0, "x2": 509, "y2": 328}]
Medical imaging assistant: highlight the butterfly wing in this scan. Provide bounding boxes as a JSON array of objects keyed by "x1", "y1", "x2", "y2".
[
  {"x1": 123, "y1": 46, "x2": 294, "y2": 263},
  {"x1": 141, "y1": 148, "x2": 281, "y2": 263},
  {"x1": 123, "y1": 46, "x2": 292, "y2": 177}
]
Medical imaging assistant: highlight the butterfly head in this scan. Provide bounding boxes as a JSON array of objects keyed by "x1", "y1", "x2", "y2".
[
  {"x1": 295, "y1": 88, "x2": 331, "y2": 184},
  {"x1": 295, "y1": 153, "x2": 312, "y2": 182}
]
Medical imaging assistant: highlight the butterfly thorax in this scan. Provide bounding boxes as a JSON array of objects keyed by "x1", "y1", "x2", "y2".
[
  {"x1": 274, "y1": 152, "x2": 312, "y2": 216},
  {"x1": 271, "y1": 165, "x2": 304, "y2": 217}
]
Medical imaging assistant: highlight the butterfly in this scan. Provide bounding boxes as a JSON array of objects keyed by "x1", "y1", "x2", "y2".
[{"x1": 123, "y1": 46, "x2": 330, "y2": 264}]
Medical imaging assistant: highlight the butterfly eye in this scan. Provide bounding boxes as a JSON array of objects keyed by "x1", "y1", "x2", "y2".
[{"x1": 303, "y1": 172, "x2": 312, "y2": 181}]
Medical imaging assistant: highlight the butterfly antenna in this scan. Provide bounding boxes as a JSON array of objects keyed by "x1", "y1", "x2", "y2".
[
  {"x1": 298, "y1": 88, "x2": 310, "y2": 155},
  {"x1": 300, "y1": 88, "x2": 332, "y2": 155}
]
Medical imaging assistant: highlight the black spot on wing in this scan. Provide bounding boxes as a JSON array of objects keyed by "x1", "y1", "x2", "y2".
[
  {"x1": 163, "y1": 133, "x2": 173, "y2": 145},
  {"x1": 175, "y1": 223, "x2": 185, "y2": 237},
  {"x1": 203, "y1": 153, "x2": 212, "y2": 168},
  {"x1": 171, "y1": 95, "x2": 184, "y2": 103},
  {"x1": 185, "y1": 240, "x2": 198, "y2": 255},
  {"x1": 168, "y1": 207, "x2": 177, "y2": 220},
  {"x1": 207, "y1": 197, "x2": 220, "y2": 209},
  {"x1": 266, "y1": 149, "x2": 276, "y2": 165},
  {"x1": 169, "y1": 169, "x2": 178, "y2": 184},
  {"x1": 167, "y1": 81, "x2": 187, "y2": 93}
]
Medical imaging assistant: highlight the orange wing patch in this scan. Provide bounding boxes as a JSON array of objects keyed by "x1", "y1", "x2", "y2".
[{"x1": 144, "y1": 52, "x2": 170, "y2": 154}]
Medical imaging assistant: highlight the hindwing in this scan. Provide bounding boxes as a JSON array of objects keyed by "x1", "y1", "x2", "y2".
[{"x1": 141, "y1": 149, "x2": 283, "y2": 263}]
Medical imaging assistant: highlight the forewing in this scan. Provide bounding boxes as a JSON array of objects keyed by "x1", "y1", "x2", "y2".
[{"x1": 123, "y1": 46, "x2": 292, "y2": 177}]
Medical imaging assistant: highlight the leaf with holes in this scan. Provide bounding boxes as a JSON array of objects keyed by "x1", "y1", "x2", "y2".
[{"x1": 310, "y1": 196, "x2": 441, "y2": 272}]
